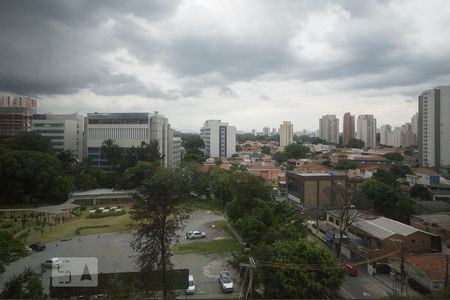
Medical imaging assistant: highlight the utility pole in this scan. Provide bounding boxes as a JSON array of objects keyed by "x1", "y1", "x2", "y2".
[
  {"x1": 445, "y1": 254, "x2": 449, "y2": 288},
  {"x1": 400, "y1": 241, "x2": 405, "y2": 295}
]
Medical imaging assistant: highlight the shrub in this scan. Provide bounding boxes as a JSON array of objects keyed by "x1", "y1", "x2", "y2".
[
  {"x1": 75, "y1": 225, "x2": 110, "y2": 234},
  {"x1": 1, "y1": 222, "x2": 13, "y2": 229},
  {"x1": 87, "y1": 210, "x2": 126, "y2": 218}
]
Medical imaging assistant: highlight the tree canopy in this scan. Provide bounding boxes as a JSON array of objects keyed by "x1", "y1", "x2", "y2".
[
  {"x1": 284, "y1": 143, "x2": 310, "y2": 159},
  {"x1": 346, "y1": 138, "x2": 365, "y2": 148}
]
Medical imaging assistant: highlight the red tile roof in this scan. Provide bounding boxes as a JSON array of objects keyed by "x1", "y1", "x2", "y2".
[
  {"x1": 397, "y1": 254, "x2": 450, "y2": 281},
  {"x1": 294, "y1": 162, "x2": 330, "y2": 172}
]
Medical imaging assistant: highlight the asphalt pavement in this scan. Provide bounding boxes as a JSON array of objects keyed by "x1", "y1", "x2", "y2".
[{"x1": 0, "y1": 210, "x2": 237, "y2": 299}]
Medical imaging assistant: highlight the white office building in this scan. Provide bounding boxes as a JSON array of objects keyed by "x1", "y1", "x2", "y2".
[
  {"x1": 32, "y1": 113, "x2": 84, "y2": 160},
  {"x1": 418, "y1": 86, "x2": 450, "y2": 168},
  {"x1": 86, "y1": 112, "x2": 177, "y2": 168},
  {"x1": 279, "y1": 121, "x2": 294, "y2": 147},
  {"x1": 319, "y1": 115, "x2": 339, "y2": 144},
  {"x1": 200, "y1": 120, "x2": 236, "y2": 158},
  {"x1": 357, "y1": 114, "x2": 377, "y2": 149}
]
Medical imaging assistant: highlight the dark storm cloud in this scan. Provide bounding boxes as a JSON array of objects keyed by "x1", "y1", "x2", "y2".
[
  {"x1": 0, "y1": 0, "x2": 180, "y2": 97},
  {"x1": 1, "y1": 0, "x2": 450, "y2": 99}
]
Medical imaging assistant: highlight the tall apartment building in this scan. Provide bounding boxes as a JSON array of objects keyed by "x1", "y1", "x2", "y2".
[
  {"x1": 279, "y1": 121, "x2": 294, "y2": 147},
  {"x1": 343, "y1": 112, "x2": 355, "y2": 146},
  {"x1": 263, "y1": 127, "x2": 270, "y2": 136},
  {"x1": 319, "y1": 115, "x2": 339, "y2": 144},
  {"x1": 168, "y1": 136, "x2": 182, "y2": 167},
  {"x1": 391, "y1": 127, "x2": 404, "y2": 148},
  {"x1": 380, "y1": 124, "x2": 392, "y2": 146},
  {"x1": 200, "y1": 120, "x2": 236, "y2": 158},
  {"x1": 357, "y1": 114, "x2": 377, "y2": 148},
  {"x1": 418, "y1": 86, "x2": 450, "y2": 168},
  {"x1": 32, "y1": 113, "x2": 84, "y2": 160},
  {"x1": 86, "y1": 112, "x2": 176, "y2": 168},
  {"x1": 0, "y1": 95, "x2": 37, "y2": 137}
]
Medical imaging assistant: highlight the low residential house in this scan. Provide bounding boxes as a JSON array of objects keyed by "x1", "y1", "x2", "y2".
[
  {"x1": 410, "y1": 214, "x2": 450, "y2": 254},
  {"x1": 294, "y1": 162, "x2": 330, "y2": 172},
  {"x1": 325, "y1": 213, "x2": 441, "y2": 265},
  {"x1": 406, "y1": 173, "x2": 450, "y2": 201},
  {"x1": 388, "y1": 253, "x2": 450, "y2": 292},
  {"x1": 347, "y1": 155, "x2": 390, "y2": 165},
  {"x1": 247, "y1": 165, "x2": 284, "y2": 186}
]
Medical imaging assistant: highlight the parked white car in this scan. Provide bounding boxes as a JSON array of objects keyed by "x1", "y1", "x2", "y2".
[
  {"x1": 185, "y1": 275, "x2": 196, "y2": 295},
  {"x1": 186, "y1": 230, "x2": 206, "y2": 239},
  {"x1": 42, "y1": 257, "x2": 63, "y2": 268},
  {"x1": 219, "y1": 271, "x2": 234, "y2": 293}
]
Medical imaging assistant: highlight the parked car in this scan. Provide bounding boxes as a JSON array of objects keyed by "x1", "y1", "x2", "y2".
[
  {"x1": 42, "y1": 257, "x2": 64, "y2": 268},
  {"x1": 25, "y1": 246, "x2": 33, "y2": 254},
  {"x1": 218, "y1": 271, "x2": 234, "y2": 293},
  {"x1": 29, "y1": 242, "x2": 46, "y2": 251},
  {"x1": 185, "y1": 275, "x2": 196, "y2": 295},
  {"x1": 186, "y1": 230, "x2": 206, "y2": 239},
  {"x1": 345, "y1": 263, "x2": 358, "y2": 276}
]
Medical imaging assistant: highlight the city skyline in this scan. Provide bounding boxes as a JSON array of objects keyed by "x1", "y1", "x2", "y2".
[{"x1": 2, "y1": 1, "x2": 450, "y2": 132}]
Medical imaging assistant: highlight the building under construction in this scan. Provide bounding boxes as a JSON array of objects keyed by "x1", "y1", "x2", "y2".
[{"x1": 0, "y1": 94, "x2": 37, "y2": 137}]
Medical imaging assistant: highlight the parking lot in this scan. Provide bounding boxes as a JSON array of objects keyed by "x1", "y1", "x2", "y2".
[{"x1": 0, "y1": 210, "x2": 238, "y2": 298}]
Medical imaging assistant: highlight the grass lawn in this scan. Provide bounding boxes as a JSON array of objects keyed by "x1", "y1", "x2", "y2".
[
  {"x1": 178, "y1": 199, "x2": 223, "y2": 214},
  {"x1": 173, "y1": 238, "x2": 242, "y2": 255},
  {"x1": 173, "y1": 220, "x2": 242, "y2": 255},
  {"x1": 24, "y1": 209, "x2": 132, "y2": 244}
]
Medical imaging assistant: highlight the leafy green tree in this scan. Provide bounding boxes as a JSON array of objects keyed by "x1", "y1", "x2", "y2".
[
  {"x1": 13, "y1": 132, "x2": 53, "y2": 154},
  {"x1": 253, "y1": 239, "x2": 345, "y2": 298},
  {"x1": 346, "y1": 138, "x2": 365, "y2": 148},
  {"x1": 0, "y1": 232, "x2": 26, "y2": 275},
  {"x1": 0, "y1": 150, "x2": 69, "y2": 204},
  {"x1": 57, "y1": 150, "x2": 77, "y2": 172},
  {"x1": 360, "y1": 179, "x2": 415, "y2": 223},
  {"x1": 181, "y1": 133, "x2": 206, "y2": 163},
  {"x1": 130, "y1": 168, "x2": 190, "y2": 298},
  {"x1": 0, "y1": 268, "x2": 44, "y2": 298},
  {"x1": 122, "y1": 161, "x2": 159, "y2": 189},
  {"x1": 410, "y1": 184, "x2": 432, "y2": 201},
  {"x1": 284, "y1": 143, "x2": 310, "y2": 159},
  {"x1": 373, "y1": 169, "x2": 399, "y2": 187},
  {"x1": 390, "y1": 165, "x2": 412, "y2": 179},
  {"x1": 226, "y1": 172, "x2": 271, "y2": 223},
  {"x1": 261, "y1": 146, "x2": 271, "y2": 155},
  {"x1": 384, "y1": 152, "x2": 404, "y2": 162},
  {"x1": 101, "y1": 139, "x2": 122, "y2": 170},
  {"x1": 239, "y1": 200, "x2": 307, "y2": 245},
  {"x1": 335, "y1": 159, "x2": 358, "y2": 170}
]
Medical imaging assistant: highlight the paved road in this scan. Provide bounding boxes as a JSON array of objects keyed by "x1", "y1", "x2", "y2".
[{"x1": 0, "y1": 210, "x2": 237, "y2": 298}]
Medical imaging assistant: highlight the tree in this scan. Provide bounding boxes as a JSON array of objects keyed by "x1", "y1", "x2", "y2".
[
  {"x1": 13, "y1": 132, "x2": 53, "y2": 154},
  {"x1": 101, "y1": 139, "x2": 122, "y2": 171},
  {"x1": 390, "y1": 164, "x2": 412, "y2": 179},
  {"x1": 57, "y1": 150, "x2": 77, "y2": 172},
  {"x1": 0, "y1": 232, "x2": 26, "y2": 275},
  {"x1": 180, "y1": 133, "x2": 206, "y2": 163},
  {"x1": 326, "y1": 185, "x2": 361, "y2": 257},
  {"x1": 130, "y1": 168, "x2": 190, "y2": 298},
  {"x1": 0, "y1": 150, "x2": 70, "y2": 205},
  {"x1": 360, "y1": 179, "x2": 415, "y2": 223},
  {"x1": 0, "y1": 268, "x2": 44, "y2": 298},
  {"x1": 373, "y1": 169, "x2": 399, "y2": 187},
  {"x1": 384, "y1": 152, "x2": 403, "y2": 162},
  {"x1": 410, "y1": 184, "x2": 432, "y2": 201},
  {"x1": 122, "y1": 161, "x2": 159, "y2": 189},
  {"x1": 253, "y1": 239, "x2": 345, "y2": 298},
  {"x1": 284, "y1": 143, "x2": 309, "y2": 159},
  {"x1": 335, "y1": 159, "x2": 358, "y2": 170},
  {"x1": 261, "y1": 146, "x2": 271, "y2": 155},
  {"x1": 346, "y1": 138, "x2": 365, "y2": 148}
]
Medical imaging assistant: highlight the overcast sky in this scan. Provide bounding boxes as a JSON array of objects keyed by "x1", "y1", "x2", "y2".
[{"x1": 2, "y1": 0, "x2": 450, "y2": 132}]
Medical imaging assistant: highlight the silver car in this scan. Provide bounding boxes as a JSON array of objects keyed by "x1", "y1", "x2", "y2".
[
  {"x1": 218, "y1": 271, "x2": 234, "y2": 293},
  {"x1": 186, "y1": 230, "x2": 206, "y2": 239}
]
